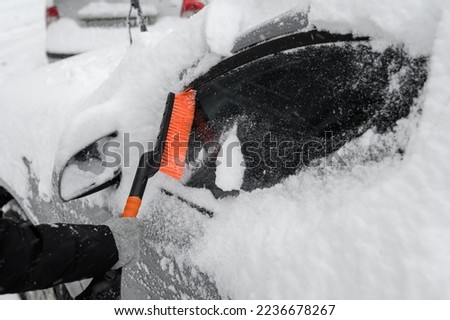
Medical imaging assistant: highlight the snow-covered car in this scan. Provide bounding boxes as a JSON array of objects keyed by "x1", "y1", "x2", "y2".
[
  {"x1": 1, "y1": 0, "x2": 450, "y2": 299},
  {"x1": 46, "y1": 0, "x2": 206, "y2": 60}
]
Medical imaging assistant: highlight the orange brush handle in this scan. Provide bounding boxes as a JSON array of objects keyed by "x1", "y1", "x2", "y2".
[{"x1": 121, "y1": 196, "x2": 142, "y2": 218}]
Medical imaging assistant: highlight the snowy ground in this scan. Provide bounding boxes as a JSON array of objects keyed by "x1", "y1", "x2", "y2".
[{"x1": 1, "y1": 0, "x2": 450, "y2": 300}]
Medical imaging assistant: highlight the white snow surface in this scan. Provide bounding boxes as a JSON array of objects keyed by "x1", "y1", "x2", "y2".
[
  {"x1": 309, "y1": 0, "x2": 446, "y2": 56},
  {"x1": 0, "y1": 45, "x2": 127, "y2": 201},
  {"x1": 215, "y1": 125, "x2": 245, "y2": 191},
  {"x1": 0, "y1": 0, "x2": 47, "y2": 85},
  {"x1": 190, "y1": 2, "x2": 450, "y2": 299},
  {"x1": 1, "y1": 0, "x2": 450, "y2": 299}
]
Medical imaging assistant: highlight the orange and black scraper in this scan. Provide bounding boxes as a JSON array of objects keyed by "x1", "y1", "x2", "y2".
[
  {"x1": 75, "y1": 90, "x2": 196, "y2": 299},
  {"x1": 121, "y1": 89, "x2": 196, "y2": 218}
]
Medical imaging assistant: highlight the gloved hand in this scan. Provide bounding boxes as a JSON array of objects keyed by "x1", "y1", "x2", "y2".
[{"x1": 104, "y1": 217, "x2": 143, "y2": 269}]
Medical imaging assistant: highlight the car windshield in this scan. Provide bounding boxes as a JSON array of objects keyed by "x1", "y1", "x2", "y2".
[{"x1": 186, "y1": 42, "x2": 427, "y2": 193}]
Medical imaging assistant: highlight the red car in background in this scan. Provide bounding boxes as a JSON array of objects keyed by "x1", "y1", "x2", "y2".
[
  {"x1": 181, "y1": 0, "x2": 205, "y2": 17},
  {"x1": 46, "y1": 1, "x2": 60, "y2": 26},
  {"x1": 46, "y1": 0, "x2": 206, "y2": 26}
]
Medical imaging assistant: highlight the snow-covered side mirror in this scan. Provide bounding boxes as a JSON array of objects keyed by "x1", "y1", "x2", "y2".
[{"x1": 59, "y1": 133, "x2": 121, "y2": 202}]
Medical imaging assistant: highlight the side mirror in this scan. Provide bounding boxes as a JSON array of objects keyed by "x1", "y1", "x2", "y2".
[{"x1": 59, "y1": 133, "x2": 121, "y2": 201}]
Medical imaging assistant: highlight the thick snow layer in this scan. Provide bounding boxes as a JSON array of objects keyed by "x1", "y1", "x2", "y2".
[
  {"x1": 0, "y1": 45, "x2": 127, "y2": 201},
  {"x1": 189, "y1": 2, "x2": 450, "y2": 299},
  {"x1": 0, "y1": 0, "x2": 47, "y2": 85},
  {"x1": 206, "y1": 0, "x2": 447, "y2": 57},
  {"x1": 309, "y1": 0, "x2": 446, "y2": 56},
  {"x1": 1, "y1": 0, "x2": 450, "y2": 299},
  {"x1": 78, "y1": 2, "x2": 158, "y2": 19},
  {"x1": 215, "y1": 126, "x2": 245, "y2": 191}
]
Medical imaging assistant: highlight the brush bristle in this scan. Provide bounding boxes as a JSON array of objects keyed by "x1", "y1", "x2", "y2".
[{"x1": 159, "y1": 89, "x2": 196, "y2": 180}]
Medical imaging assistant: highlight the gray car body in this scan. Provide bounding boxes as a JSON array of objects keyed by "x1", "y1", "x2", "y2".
[
  {"x1": 0, "y1": 10, "x2": 427, "y2": 299},
  {"x1": 1, "y1": 13, "x2": 306, "y2": 299}
]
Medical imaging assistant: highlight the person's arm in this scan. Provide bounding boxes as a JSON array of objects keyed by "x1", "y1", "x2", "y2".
[{"x1": 0, "y1": 219, "x2": 118, "y2": 294}]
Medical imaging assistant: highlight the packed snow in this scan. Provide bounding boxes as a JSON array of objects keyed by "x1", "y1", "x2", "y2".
[
  {"x1": 215, "y1": 125, "x2": 245, "y2": 191},
  {"x1": 1, "y1": 0, "x2": 450, "y2": 300}
]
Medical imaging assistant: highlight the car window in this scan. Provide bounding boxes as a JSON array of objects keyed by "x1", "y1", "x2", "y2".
[{"x1": 186, "y1": 42, "x2": 427, "y2": 193}]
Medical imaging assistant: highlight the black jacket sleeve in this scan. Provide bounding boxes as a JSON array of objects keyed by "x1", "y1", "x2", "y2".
[{"x1": 0, "y1": 219, "x2": 118, "y2": 294}]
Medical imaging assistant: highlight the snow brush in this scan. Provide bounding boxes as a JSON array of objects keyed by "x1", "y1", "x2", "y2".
[
  {"x1": 121, "y1": 89, "x2": 196, "y2": 218},
  {"x1": 76, "y1": 93, "x2": 195, "y2": 299}
]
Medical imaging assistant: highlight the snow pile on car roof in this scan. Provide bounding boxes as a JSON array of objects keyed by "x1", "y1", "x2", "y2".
[
  {"x1": 205, "y1": 0, "x2": 446, "y2": 56},
  {"x1": 309, "y1": 0, "x2": 446, "y2": 55}
]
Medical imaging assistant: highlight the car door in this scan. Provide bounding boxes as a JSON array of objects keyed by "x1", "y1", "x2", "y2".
[{"x1": 122, "y1": 30, "x2": 428, "y2": 299}]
